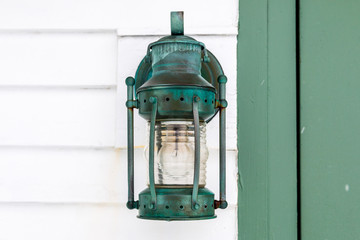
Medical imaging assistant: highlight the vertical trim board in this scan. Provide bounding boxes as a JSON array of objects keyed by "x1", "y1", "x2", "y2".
[{"x1": 237, "y1": 0, "x2": 297, "y2": 239}]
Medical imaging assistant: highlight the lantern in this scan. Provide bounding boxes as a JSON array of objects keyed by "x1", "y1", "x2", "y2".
[{"x1": 126, "y1": 11, "x2": 228, "y2": 220}]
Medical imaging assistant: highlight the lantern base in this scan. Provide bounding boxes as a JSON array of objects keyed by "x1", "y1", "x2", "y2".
[{"x1": 138, "y1": 187, "x2": 216, "y2": 221}]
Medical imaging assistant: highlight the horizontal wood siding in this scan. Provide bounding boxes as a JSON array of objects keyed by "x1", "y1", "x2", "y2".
[{"x1": 0, "y1": 1, "x2": 239, "y2": 239}]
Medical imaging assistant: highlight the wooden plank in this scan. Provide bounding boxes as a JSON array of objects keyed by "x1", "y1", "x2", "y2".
[
  {"x1": 0, "y1": 88, "x2": 116, "y2": 147},
  {"x1": 0, "y1": 204, "x2": 237, "y2": 240},
  {"x1": 300, "y1": 1, "x2": 360, "y2": 239},
  {"x1": 237, "y1": 0, "x2": 297, "y2": 239},
  {"x1": 0, "y1": 148, "x2": 238, "y2": 205},
  {"x1": 0, "y1": 148, "x2": 122, "y2": 203},
  {"x1": 0, "y1": 0, "x2": 238, "y2": 35},
  {"x1": 267, "y1": 0, "x2": 297, "y2": 239},
  {"x1": 0, "y1": 32, "x2": 117, "y2": 86}
]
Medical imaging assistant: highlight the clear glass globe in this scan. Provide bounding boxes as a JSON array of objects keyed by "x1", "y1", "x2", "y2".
[{"x1": 145, "y1": 121, "x2": 209, "y2": 187}]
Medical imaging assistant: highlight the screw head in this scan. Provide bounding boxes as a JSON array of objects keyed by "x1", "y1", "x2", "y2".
[
  {"x1": 149, "y1": 97, "x2": 157, "y2": 103},
  {"x1": 194, "y1": 203, "x2": 200, "y2": 210}
]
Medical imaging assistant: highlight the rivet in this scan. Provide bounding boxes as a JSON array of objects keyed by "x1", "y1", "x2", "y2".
[
  {"x1": 149, "y1": 97, "x2": 157, "y2": 103},
  {"x1": 193, "y1": 96, "x2": 200, "y2": 102}
]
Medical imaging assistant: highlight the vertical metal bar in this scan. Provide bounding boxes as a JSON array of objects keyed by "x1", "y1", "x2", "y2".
[
  {"x1": 192, "y1": 96, "x2": 200, "y2": 210},
  {"x1": 218, "y1": 75, "x2": 228, "y2": 209},
  {"x1": 149, "y1": 96, "x2": 158, "y2": 209},
  {"x1": 125, "y1": 77, "x2": 137, "y2": 209}
]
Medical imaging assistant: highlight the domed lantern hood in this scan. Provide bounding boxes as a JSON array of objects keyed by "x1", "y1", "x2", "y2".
[
  {"x1": 136, "y1": 14, "x2": 216, "y2": 93},
  {"x1": 135, "y1": 11, "x2": 219, "y2": 122}
]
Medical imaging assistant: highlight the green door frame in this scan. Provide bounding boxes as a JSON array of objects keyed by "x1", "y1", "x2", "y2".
[
  {"x1": 300, "y1": 1, "x2": 360, "y2": 239},
  {"x1": 237, "y1": 0, "x2": 297, "y2": 239}
]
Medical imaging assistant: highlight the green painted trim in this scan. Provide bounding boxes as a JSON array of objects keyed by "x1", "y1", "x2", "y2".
[
  {"x1": 237, "y1": 0, "x2": 297, "y2": 239},
  {"x1": 300, "y1": 1, "x2": 360, "y2": 239}
]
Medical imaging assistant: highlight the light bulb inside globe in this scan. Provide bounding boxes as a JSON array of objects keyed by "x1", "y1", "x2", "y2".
[{"x1": 145, "y1": 121, "x2": 209, "y2": 187}]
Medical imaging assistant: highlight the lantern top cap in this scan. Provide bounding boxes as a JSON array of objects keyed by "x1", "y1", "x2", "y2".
[{"x1": 149, "y1": 11, "x2": 204, "y2": 51}]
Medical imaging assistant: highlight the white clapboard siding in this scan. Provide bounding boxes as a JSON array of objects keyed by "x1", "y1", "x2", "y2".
[
  {"x1": 0, "y1": 148, "x2": 122, "y2": 203},
  {"x1": 0, "y1": 1, "x2": 238, "y2": 238},
  {"x1": 117, "y1": 35, "x2": 237, "y2": 149},
  {"x1": 0, "y1": 204, "x2": 237, "y2": 240},
  {"x1": 0, "y1": 88, "x2": 116, "y2": 147},
  {"x1": 0, "y1": 0, "x2": 238, "y2": 35},
  {"x1": 0, "y1": 148, "x2": 237, "y2": 205},
  {"x1": 0, "y1": 32, "x2": 117, "y2": 86}
]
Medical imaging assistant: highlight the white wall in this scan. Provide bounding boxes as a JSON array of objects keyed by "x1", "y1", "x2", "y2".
[{"x1": 0, "y1": 1, "x2": 238, "y2": 239}]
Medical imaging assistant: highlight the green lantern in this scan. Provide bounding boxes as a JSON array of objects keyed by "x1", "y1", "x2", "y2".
[{"x1": 126, "y1": 11, "x2": 228, "y2": 220}]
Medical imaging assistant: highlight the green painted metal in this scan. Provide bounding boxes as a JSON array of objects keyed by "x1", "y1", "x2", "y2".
[
  {"x1": 135, "y1": 50, "x2": 224, "y2": 100},
  {"x1": 217, "y1": 76, "x2": 228, "y2": 209},
  {"x1": 136, "y1": 13, "x2": 217, "y2": 123},
  {"x1": 300, "y1": 1, "x2": 360, "y2": 239},
  {"x1": 171, "y1": 12, "x2": 184, "y2": 35},
  {"x1": 138, "y1": 188, "x2": 215, "y2": 220},
  {"x1": 125, "y1": 77, "x2": 139, "y2": 210},
  {"x1": 148, "y1": 97, "x2": 158, "y2": 209},
  {"x1": 237, "y1": 0, "x2": 297, "y2": 239},
  {"x1": 138, "y1": 88, "x2": 215, "y2": 121},
  {"x1": 127, "y1": 11, "x2": 228, "y2": 220},
  {"x1": 192, "y1": 96, "x2": 200, "y2": 210}
]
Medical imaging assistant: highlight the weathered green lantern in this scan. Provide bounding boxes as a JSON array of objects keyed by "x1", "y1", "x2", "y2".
[{"x1": 126, "y1": 11, "x2": 228, "y2": 220}]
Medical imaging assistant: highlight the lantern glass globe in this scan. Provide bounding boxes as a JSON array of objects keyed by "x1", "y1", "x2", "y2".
[{"x1": 145, "y1": 121, "x2": 209, "y2": 187}]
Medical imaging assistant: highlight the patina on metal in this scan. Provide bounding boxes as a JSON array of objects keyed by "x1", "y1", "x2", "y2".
[{"x1": 126, "y1": 11, "x2": 228, "y2": 220}]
